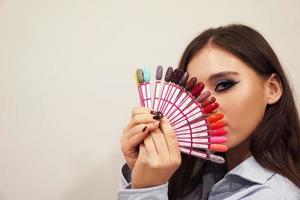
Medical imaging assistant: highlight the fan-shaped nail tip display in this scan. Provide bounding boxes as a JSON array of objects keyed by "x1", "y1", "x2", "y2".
[{"x1": 135, "y1": 66, "x2": 229, "y2": 163}]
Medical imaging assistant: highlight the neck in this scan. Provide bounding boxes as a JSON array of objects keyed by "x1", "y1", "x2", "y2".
[{"x1": 226, "y1": 139, "x2": 252, "y2": 171}]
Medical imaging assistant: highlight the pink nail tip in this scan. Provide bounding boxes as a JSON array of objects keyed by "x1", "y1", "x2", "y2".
[{"x1": 210, "y1": 136, "x2": 227, "y2": 144}]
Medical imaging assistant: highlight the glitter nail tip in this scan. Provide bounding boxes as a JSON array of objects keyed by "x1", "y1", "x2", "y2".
[
  {"x1": 165, "y1": 67, "x2": 173, "y2": 82},
  {"x1": 136, "y1": 68, "x2": 144, "y2": 83},
  {"x1": 178, "y1": 72, "x2": 189, "y2": 87},
  {"x1": 170, "y1": 69, "x2": 183, "y2": 84},
  {"x1": 185, "y1": 77, "x2": 197, "y2": 91},
  {"x1": 209, "y1": 154, "x2": 225, "y2": 164},
  {"x1": 156, "y1": 65, "x2": 163, "y2": 80}
]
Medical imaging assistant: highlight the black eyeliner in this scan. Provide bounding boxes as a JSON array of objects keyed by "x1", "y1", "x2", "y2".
[{"x1": 215, "y1": 80, "x2": 240, "y2": 92}]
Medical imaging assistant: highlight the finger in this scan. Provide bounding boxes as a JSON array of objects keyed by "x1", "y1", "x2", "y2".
[
  {"x1": 160, "y1": 117, "x2": 180, "y2": 156},
  {"x1": 143, "y1": 134, "x2": 158, "y2": 158},
  {"x1": 126, "y1": 121, "x2": 160, "y2": 138},
  {"x1": 138, "y1": 142, "x2": 149, "y2": 159},
  {"x1": 150, "y1": 128, "x2": 169, "y2": 158},
  {"x1": 131, "y1": 106, "x2": 151, "y2": 118},
  {"x1": 131, "y1": 107, "x2": 163, "y2": 118},
  {"x1": 127, "y1": 113, "x2": 160, "y2": 130},
  {"x1": 127, "y1": 122, "x2": 160, "y2": 148}
]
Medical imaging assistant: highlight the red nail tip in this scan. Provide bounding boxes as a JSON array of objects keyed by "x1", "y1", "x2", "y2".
[
  {"x1": 191, "y1": 82, "x2": 205, "y2": 97},
  {"x1": 203, "y1": 102, "x2": 219, "y2": 114},
  {"x1": 210, "y1": 129, "x2": 227, "y2": 136}
]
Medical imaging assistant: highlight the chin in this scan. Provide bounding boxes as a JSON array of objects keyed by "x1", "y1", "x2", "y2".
[
  {"x1": 224, "y1": 133, "x2": 241, "y2": 150},
  {"x1": 225, "y1": 141, "x2": 238, "y2": 150}
]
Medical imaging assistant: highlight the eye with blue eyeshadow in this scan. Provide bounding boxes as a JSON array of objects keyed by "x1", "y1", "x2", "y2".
[{"x1": 215, "y1": 79, "x2": 239, "y2": 92}]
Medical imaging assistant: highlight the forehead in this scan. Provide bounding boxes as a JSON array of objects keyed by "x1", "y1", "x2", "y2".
[{"x1": 186, "y1": 46, "x2": 248, "y2": 81}]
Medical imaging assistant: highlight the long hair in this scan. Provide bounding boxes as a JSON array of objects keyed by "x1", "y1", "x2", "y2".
[{"x1": 168, "y1": 24, "x2": 300, "y2": 199}]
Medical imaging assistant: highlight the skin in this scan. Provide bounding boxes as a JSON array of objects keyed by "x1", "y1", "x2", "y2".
[
  {"x1": 121, "y1": 108, "x2": 181, "y2": 188},
  {"x1": 121, "y1": 44, "x2": 282, "y2": 188},
  {"x1": 187, "y1": 45, "x2": 282, "y2": 170}
]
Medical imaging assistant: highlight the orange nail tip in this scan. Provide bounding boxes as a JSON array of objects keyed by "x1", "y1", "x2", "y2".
[
  {"x1": 210, "y1": 144, "x2": 228, "y2": 152},
  {"x1": 207, "y1": 113, "x2": 224, "y2": 123},
  {"x1": 210, "y1": 121, "x2": 226, "y2": 129}
]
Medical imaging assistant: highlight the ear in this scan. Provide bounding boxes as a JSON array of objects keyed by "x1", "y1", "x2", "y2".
[{"x1": 264, "y1": 73, "x2": 282, "y2": 105}]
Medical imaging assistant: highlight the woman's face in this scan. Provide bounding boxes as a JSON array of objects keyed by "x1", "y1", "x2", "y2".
[{"x1": 187, "y1": 45, "x2": 268, "y2": 149}]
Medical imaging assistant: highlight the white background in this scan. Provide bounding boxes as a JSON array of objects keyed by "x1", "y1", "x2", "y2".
[{"x1": 0, "y1": 0, "x2": 299, "y2": 199}]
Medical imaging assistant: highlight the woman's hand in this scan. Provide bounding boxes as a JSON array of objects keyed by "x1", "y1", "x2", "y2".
[
  {"x1": 131, "y1": 117, "x2": 182, "y2": 189},
  {"x1": 121, "y1": 107, "x2": 160, "y2": 171}
]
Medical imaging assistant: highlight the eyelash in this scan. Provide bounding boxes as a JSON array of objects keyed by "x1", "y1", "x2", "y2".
[{"x1": 215, "y1": 80, "x2": 239, "y2": 92}]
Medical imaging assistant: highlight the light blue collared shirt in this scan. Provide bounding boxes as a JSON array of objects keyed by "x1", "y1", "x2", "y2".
[
  {"x1": 208, "y1": 156, "x2": 300, "y2": 199},
  {"x1": 118, "y1": 156, "x2": 300, "y2": 200}
]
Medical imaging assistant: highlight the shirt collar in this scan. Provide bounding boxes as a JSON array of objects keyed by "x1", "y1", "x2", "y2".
[{"x1": 226, "y1": 156, "x2": 275, "y2": 184}]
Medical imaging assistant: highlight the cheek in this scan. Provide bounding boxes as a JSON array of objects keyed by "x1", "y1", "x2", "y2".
[{"x1": 217, "y1": 83, "x2": 267, "y2": 148}]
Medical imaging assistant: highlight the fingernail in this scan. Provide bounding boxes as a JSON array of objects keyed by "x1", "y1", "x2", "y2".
[
  {"x1": 142, "y1": 126, "x2": 147, "y2": 132},
  {"x1": 151, "y1": 110, "x2": 164, "y2": 117},
  {"x1": 151, "y1": 110, "x2": 158, "y2": 115},
  {"x1": 153, "y1": 115, "x2": 163, "y2": 120}
]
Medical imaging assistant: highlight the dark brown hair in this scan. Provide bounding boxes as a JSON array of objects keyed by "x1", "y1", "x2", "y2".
[{"x1": 168, "y1": 24, "x2": 300, "y2": 199}]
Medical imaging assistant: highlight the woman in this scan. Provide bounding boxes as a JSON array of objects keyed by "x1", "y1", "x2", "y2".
[{"x1": 118, "y1": 24, "x2": 300, "y2": 199}]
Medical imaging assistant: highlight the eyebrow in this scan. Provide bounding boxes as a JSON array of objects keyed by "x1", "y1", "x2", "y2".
[{"x1": 208, "y1": 71, "x2": 240, "y2": 82}]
